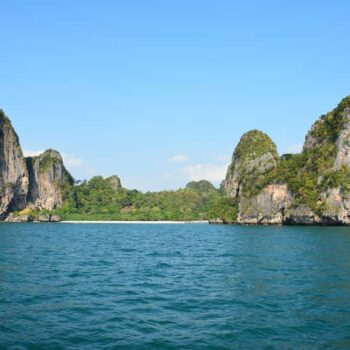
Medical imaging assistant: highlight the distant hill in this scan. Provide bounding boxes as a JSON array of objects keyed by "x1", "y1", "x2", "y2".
[{"x1": 186, "y1": 180, "x2": 217, "y2": 193}]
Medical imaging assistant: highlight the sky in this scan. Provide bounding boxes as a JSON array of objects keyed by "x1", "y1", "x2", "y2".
[{"x1": 1, "y1": 1, "x2": 350, "y2": 191}]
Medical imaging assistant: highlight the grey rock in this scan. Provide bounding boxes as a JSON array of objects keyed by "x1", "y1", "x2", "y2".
[
  {"x1": 319, "y1": 187, "x2": 350, "y2": 225},
  {"x1": 223, "y1": 98, "x2": 350, "y2": 226},
  {"x1": 4, "y1": 214, "x2": 33, "y2": 223},
  {"x1": 222, "y1": 130, "x2": 281, "y2": 224},
  {"x1": 38, "y1": 215, "x2": 50, "y2": 222},
  {"x1": 0, "y1": 111, "x2": 29, "y2": 219},
  {"x1": 334, "y1": 108, "x2": 350, "y2": 170},
  {"x1": 238, "y1": 184, "x2": 290, "y2": 225},
  {"x1": 284, "y1": 205, "x2": 320, "y2": 225},
  {"x1": 50, "y1": 214, "x2": 61, "y2": 222},
  {"x1": 26, "y1": 149, "x2": 73, "y2": 211}
]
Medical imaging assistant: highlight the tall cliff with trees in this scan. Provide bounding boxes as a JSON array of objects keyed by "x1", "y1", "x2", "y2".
[
  {"x1": 222, "y1": 95, "x2": 350, "y2": 225},
  {"x1": 0, "y1": 110, "x2": 73, "y2": 221},
  {"x1": 0, "y1": 110, "x2": 29, "y2": 220}
]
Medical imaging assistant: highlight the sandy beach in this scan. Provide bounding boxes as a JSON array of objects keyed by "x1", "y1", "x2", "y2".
[{"x1": 60, "y1": 220, "x2": 209, "y2": 224}]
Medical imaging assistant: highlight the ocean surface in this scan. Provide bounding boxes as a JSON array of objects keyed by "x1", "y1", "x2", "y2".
[{"x1": 1, "y1": 224, "x2": 350, "y2": 350}]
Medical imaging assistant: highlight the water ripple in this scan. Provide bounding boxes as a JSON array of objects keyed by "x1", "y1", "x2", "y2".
[{"x1": 0, "y1": 224, "x2": 350, "y2": 349}]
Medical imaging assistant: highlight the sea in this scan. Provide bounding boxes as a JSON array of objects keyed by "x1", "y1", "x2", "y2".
[{"x1": 1, "y1": 223, "x2": 350, "y2": 349}]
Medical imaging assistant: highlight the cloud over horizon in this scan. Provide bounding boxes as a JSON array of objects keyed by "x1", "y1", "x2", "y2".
[
  {"x1": 181, "y1": 163, "x2": 228, "y2": 183},
  {"x1": 23, "y1": 150, "x2": 45, "y2": 157}
]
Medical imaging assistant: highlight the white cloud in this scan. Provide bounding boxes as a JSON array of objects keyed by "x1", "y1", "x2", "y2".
[
  {"x1": 182, "y1": 163, "x2": 228, "y2": 183},
  {"x1": 284, "y1": 144, "x2": 303, "y2": 154},
  {"x1": 61, "y1": 153, "x2": 84, "y2": 168},
  {"x1": 23, "y1": 150, "x2": 45, "y2": 157},
  {"x1": 61, "y1": 154, "x2": 97, "y2": 179},
  {"x1": 164, "y1": 153, "x2": 231, "y2": 188},
  {"x1": 168, "y1": 154, "x2": 190, "y2": 163}
]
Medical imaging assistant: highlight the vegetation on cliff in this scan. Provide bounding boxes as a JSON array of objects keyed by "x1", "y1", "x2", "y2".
[
  {"x1": 223, "y1": 130, "x2": 279, "y2": 199},
  {"x1": 219, "y1": 96, "x2": 350, "y2": 223},
  {"x1": 0, "y1": 109, "x2": 29, "y2": 219},
  {"x1": 0, "y1": 109, "x2": 10, "y2": 124},
  {"x1": 233, "y1": 130, "x2": 278, "y2": 164},
  {"x1": 308, "y1": 96, "x2": 350, "y2": 144},
  {"x1": 255, "y1": 96, "x2": 350, "y2": 214}
]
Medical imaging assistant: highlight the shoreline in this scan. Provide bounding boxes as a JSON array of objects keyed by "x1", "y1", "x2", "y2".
[{"x1": 60, "y1": 220, "x2": 209, "y2": 224}]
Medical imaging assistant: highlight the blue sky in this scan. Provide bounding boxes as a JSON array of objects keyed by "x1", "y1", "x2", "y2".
[{"x1": 1, "y1": 1, "x2": 349, "y2": 191}]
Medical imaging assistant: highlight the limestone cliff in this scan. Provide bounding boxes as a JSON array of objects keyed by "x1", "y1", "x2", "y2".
[
  {"x1": 283, "y1": 205, "x2": 321, "y2": 225},
  {"x1": 222, "y1": 130, "x2": 284, "y2": 223},
  {"x1": 0, "y1": 110, "x2": 29, "y2": 219},
  {"x1": 238, "y1": 184, "x2": 291, "y2": 225},
  {"x1": 223, "y1": 96, "x2": 350, "y2": 225},
  {"x1": 222, "y1": 130, "x2": 278, "y2": 198},
  {"x1": 26, "y1": 150, "x2": 74, "y2": 211},
  {"x1": 300, "y1": 96, "x2": 350, "y2": 224}
]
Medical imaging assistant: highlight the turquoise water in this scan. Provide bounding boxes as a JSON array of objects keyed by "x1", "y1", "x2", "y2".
[{"x1": 1, "y1": 224, "x2": 350, "y2": 349}]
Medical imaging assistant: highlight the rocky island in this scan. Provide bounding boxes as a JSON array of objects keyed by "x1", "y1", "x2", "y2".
[
  {"x1": 0, "y1": 110, "x2": 73, "y2": 222},
  {"x1": 1, "y1": 96, "x2": 350, "y2": 224},
  {"x1": 222, "y1": 96, "x2": 350, "y2": 225}
]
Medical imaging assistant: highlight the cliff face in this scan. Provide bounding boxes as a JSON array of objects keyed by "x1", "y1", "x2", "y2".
[
  {"x1": 0, "y1": 110, "x2": 29, "y2": 219},
  {"x1": 223, "y1": 96, "x2": 350, "y2": 225},
  {"x1": 289, "y1": 97, "x2": 350, "y2": 225},
  {"x1": 1, "y1": 111, "x2": 74, "y2": 219},
  {"x1": 334, "y1": 108, "x2": 350, "y2": 170},
  {"x1": 222, "y1": 130, "x2": 284, "y2": 224},
  {"x1": 26, "y1": 150, "x2": 74, "y2": 211},
  {"x1": 222, "y1": 130, "x2": 278, "y2": 199},
  {"x1": 310, "y1": 99, "x2": 350, "y2": 224},
  {"x1": 238, "y1": 184, "x2": 290, "y2": 225}
]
